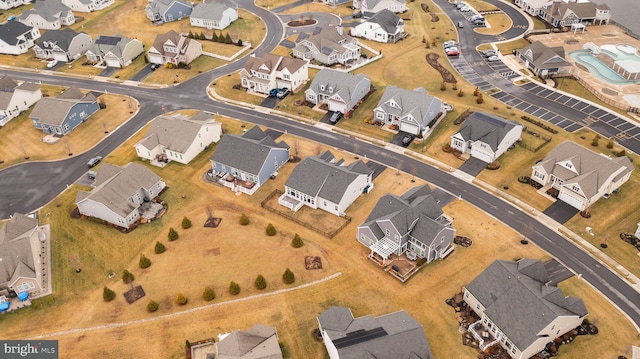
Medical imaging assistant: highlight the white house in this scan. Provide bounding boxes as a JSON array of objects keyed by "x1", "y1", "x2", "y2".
[
  {"x1": 305, "y1": 69, "x2": 371, "y2": 114},
  {"x1": 317, "y1": 306, "x2": 433, "y2": 359},
  {"x1": 85, "y1": 35, "x2": 144, "y2": 68},
  {"x1": 147, "y1": 30, "x2": 202, "y2": 66},
  {"x1": 352, "y1": 0, "x2": 407, "y2": 13},
  {"x1": 0, "y1": 76, "x2": 42, "y2": 126},
  {"x1": 0, "y1": 0, "x2": 27, "y2": 10},
  {"x1": 373, "y1": 85, "x2": 442, "y2": 136},
  {"x1": 530, "y1": 140, "x2": 633, "y2": 211},
  {"x1": 464, "y1": 259, "x2": 588, "y2": 359},
  {"x1": 18, "y1": 0, "x2": 75, "y2": 30},
  {"x1": 538, "y1": 0, "x2": 611, "y2": 27},
  {"x1": 450, "y1": 112, "x2": 523, "y2": 163},
  {"x1": 292, "y1": 27, "x2": 360, "y2": 66},
  {"x1": 514, "y1": 0, "x2": 552, "y2": 16},
  {"x1": 515, "y1": 41, "x2": 572, "y2": 79},
  {"x1": 0, "y1": 21, "x2": 40, "y2": 55},
  {"x1": 135, "y1": 111, "x2": 222, "y2": 167},
  {"x1": 215, "y1": 324, "x2": 283, "y2": 359},
  {"x1": 239, "y1": 53, "x2": 308, "y2": 95},
  {"x1": 357, "y1": 185, "x2": 455, "y2": 264},
  {"x1": 75, "y1": 163, "x2": 167, "y2": 229},
  {"x1": 62, "y1": 0, "x2": 114, "y2": 12},
  {"x1": 350, "y1": 9, "x2": 405, "y2": 43},
  {"x1": 279, "y1": 150, "x2": 372, "y2": 216},
  {"x1": 33, "y1": 28, "x2": 92, "y2": 62},
  {"x1": 190, "y1": 0, "x2": 238, "y2": 30}
]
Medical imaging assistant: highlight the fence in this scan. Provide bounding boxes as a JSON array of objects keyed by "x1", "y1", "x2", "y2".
[
  {"x1": 260, "y1": 190, "x2": 351, "y2": 239},
  {"x1": 574, "y1": 74, "x2": 640, "y2": 113}
]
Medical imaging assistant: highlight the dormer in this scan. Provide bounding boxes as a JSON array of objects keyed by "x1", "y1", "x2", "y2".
[
  {"x1": 557, "y1": 159, "x2": 578, "y2": 174},
  {"x1": 328, "y1": 85, "x2": 334, "y2": 93},
  {"x1": 386, "y1": 99, "x2": 398, "y2": 109},
  {"x1": 524, "y1": 49, "x2": 533, "y2": 61},
  {"x1": 320, "y1": 84, "x2": 326, "y2": 91},
  {"x1": 258, "y1": 64, "x2": 270, "y2": 72}
]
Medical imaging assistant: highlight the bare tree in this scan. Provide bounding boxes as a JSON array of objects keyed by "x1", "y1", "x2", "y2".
[
  {"x1": 292, "y1": 140, "x2": 300, "y2": 161},
  {"x1": 521, "y1": 221, "x2": 535, "y2": 241}
]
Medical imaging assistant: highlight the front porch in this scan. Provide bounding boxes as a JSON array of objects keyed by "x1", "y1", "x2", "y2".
[{"x1": 469, "y1": 320, "x2": 499, "y2": 352}]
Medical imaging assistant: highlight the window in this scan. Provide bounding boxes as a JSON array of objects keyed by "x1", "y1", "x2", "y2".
[
  {"x1": 376, "y1": 112, "x2": 384, "y2": 119},
  {"x1": 16, "y1": 282, "x2": 35, "y2": 292},
  {"x1": 476, "y1": 303, "x2": 480, "y2": 310},
  {"x1": 572, "y1": 184, "x2": 580, "y2": 192},
  {"x1": 534, "y1": 171, "x2": 545, "y2": 180},
  {"x1": 465, "y1": 292, "x2": 469, "y2": 298},
  {"x1": 385, "y1": 229, "x2": 390, "y2": 236},
  {"x1": 63, "y1": 123, "x2": 70, "y2": 131}
]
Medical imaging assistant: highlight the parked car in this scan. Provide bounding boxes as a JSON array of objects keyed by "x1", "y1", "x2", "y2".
[
  {"x1": 443, "y1": 103, "x2": 454, "y2": 112},
  {"x1": 7, "y1": 15, "x2": 16, "y2": 21},
  {"x1": 87, "y1": 170, "x2": 97, "y2": 180},
  {"x1": 482, "y1": 50, "x2": 496, "y2": 57},
  {"x1": 329, "y1": 111, "x2": 343, "y2": 124},
  {"x1": 276, "y1": 87, "x2": 291, "y2": 99},
  {"x1": 352, "y1": 11, "x2": 362, "y2": 18},
  {"x1": 269, "y1": 88, "x2": 280, "y2": 97},
  {"x1": 401, "y1": 134, "x2": 413, "y2": 146},
  {"x1": 459, "y1": 6, "x2": 470, "y2": 12},
  {"x1": 87, "y1": 156, "x2": 102, "y2": 167},
  {"x1": 445, "y1": 47, "x2": 460, "y2": 56},
  {"x1": 46, "y1": 60, "x2": 58, "y2": 68},
  {"x1": 150, "y1": 63, "x2": 160, "y2": 71},
  {"x1": 443, "y1": 40, "x2": 457, "y2": 49},
  {"x1": 487, "y1": 55, "x2": 500, "y2": 62},
  {"x1": 458, "y1": 21, "x2": 464, "y2": 28}
]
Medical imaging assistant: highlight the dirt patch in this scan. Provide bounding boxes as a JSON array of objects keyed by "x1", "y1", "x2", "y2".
[
  {"x1": 204, "y1": 217, "x2": 222, "y2": 228},
  {"x1": 305, "y1": 256, "x2": 323, "y2": 270},
  {"x1": 123, "y1": 286, "x2": 145, "y2": 304},
  {"x1": 205, "y1": 248, "x2": 221, "y2": 256},
  {"x1": 426, "y1": 53, "x2": 457, "y2": 83},
  {"x1": 430, "y1": 14, "x2": 439, "y2": 22}
]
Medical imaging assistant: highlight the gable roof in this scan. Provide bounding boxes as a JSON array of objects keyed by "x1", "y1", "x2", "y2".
[
  {"x1": 365, "y1": 9, "x2": 403, "y2": 33},
  {"x1": 541, "y1": 0, "x2": 600, "y2": 19},
  {"x1": 376, "y1": 86, "x2": 441, "y2": 126},
  {"x1": 317, "y1": 306, "x2": 433, "y2": 359},
  {"x1": 242, "y1": 53, "x2": 307, "y2": 75},
  {"x1": 216, "y1": 324, "x2": 282, "y2": 359},
  {"x1": 0, "y1": 213, "x2": 38, "y2": 286},
  {"x1": 88, "y1": 35, "x2": 137, "y2": 59},
  {"x1": 148, "y1": 0, "x2": 191, "y2": 15},
  {"x1": 456, "y1": 112, "x2": 522, "y2": 151},
  {"x1": 210, "y1": 126, "x2": 289, "y2": 175},
  {"x1": 137, "y1": 111, "x2": 218, "y2": 154},
  {"x1": 535, "y1": 140, "x2": 634, "y2": 198},
  {"x1": 295, "y1": 27, "x2": 356, "y2": 56},
  {"x1": 466, "y1": 259, "x2": 588, "y2": 351},
  {"x1": 191, "y1": 0, "x2": 236, "y2": 21},
  {"x1": 285, "y1": 150, "x2": 371, "y2": 203},
  {"x1": 24, "y1": 0, "x2": 73, "y2": 22},
  {"x1": 36, "y1": 28, "x2": 86, "y2": 51},
  {"x1": 75, "y1": 163, "x2": 162, "y2": 217},
  {"x1": 30, "y1": 87, "x2": 96, "y2": 126},
  {"x1": 308, "y1": 69, "x2": 369, "y2": 103},
  {"x1": 150, "y1": 30, "x2": 198, "y2": 57},
  {"x1": 520, "y1": 41, "x2": 571, "y2": 69},
  {"x1": 0, "y1": 21, "x2": 35, "y2": 46},
  {"x1": 0, "y1": 76, "x2": 19, "y2": 109}
]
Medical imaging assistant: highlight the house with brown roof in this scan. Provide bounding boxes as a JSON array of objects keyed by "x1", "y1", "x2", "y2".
[
  {"x1": 76, "y1": 162, "x2": 166, "y2": 229},
  {"x1": 0, "y1": 213, "x2": 50, "y2": 302},
  {"x1": 538, "y1": 0, "x2": 611, "y2": 28},
  {"x1": 515, "y1": 41, "x2": 572, "y2": 78},
  {"x1": 30, "y1": 86, "x2": 99, "y2": 136},
  {"x1": 239, "y1": 53, "x2": 309, "y2": 95},
  {"x1": 464, "y1": 259, "x2": 588, "y2": 359},
  {"x1": 215, "y1": 324, "x2": 283, "y2": 359},
  {"x1": 147, "y1": 30, "x2": 202, "y2": 66},
  {"x1": 292, "y1": 27, "x2": 360, "y2": 66},
  {"x1": 531, "y1": 140, "x2": 633, "y2": 210},
  {"x1": 135, "y1": 111, "x2": 222, "y2": 167},
  {"x1": 0, "y1": 76, "x2": 41, "y2": 126}
]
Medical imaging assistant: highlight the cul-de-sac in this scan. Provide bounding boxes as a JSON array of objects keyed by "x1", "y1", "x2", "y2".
[{"x1": 1, "y1": 0, "x2": 640, "y2": 357}]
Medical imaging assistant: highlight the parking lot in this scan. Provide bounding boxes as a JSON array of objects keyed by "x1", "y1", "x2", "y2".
[{"x1": 448, "y1": 55, "x2": 496, "y2": 91}]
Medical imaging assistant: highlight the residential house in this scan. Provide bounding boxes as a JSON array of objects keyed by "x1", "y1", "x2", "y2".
[
  {"x1": 85, "y1": 35, "x2": 144, "y2": 68},
  {"x1": 538, "y1": 0, "x2": 611, "y2": 28},
  {"x1": 0, "y1": 76, "x2": 42, "y2": 126},
  {"x1": 76, "y1": 163, "x2": 166, "y2": 229},
  {"x1": 146, "y1": 0, "x2": 192, "y2": 24},
  {"x1": 239, "y1": 53, "x2": 309, "y2": 95},
  {"x1": 352, "y1": 0, "x2": 407, "y2": 14},
  {"x1": 292, "y1": 27, "x2": 361, "y2": 66},
  {"x1": 514, "y1": 0, "x2": 552, "y2": 16},
  {"x1": 210, "y1": 126, "x2": 289, "y2": 195},
  {"x1": 33, "y1": 28, "x2": 92, "y2": 62},
  {"x1": 357, "y1": 185, "x2": 455, "y2": 264},
  {"x1": 350, "y1": 9, "x2": 405, "y2": 43},
  {"x1": 317, "y1": 306, "x2": 433, "y2": 359},
  {"x1": 279, "y1": 150, "x2": 372, "y2": 216},
  {"x1": 190, "y1": 0, "x2": 238, "y2": 30},
  {"x1": 30, "y1": 86, "x2": 99, "y2": 135},
  {"x1": 515, "y1": 41, "x2": 572, "y2": 78},
  {"x1": 450, "y1": 112, "x2": 523, "y2": 163},
  {"x1": 62, "y1": 0, "x2": 114, "y2": 12},
  {"x1": 0, "y1": 213, "x2": 50, "y2": 300},
  {"x1": 530, "y1": 140, "x2": 633, "y2": 210},
  {"x1": 0, "y1": 0, "x2": 26, "y2": 10},
  {"x1": 0, "y1": 21, "x2": 41, "y2": 55},
  {"x1": 147, "y1": 30, "x2": 202, "y2": 66},
  {"x1": 305, "y1": 69, "x2": 371, "y2": 113},
  {"x1": 18, "y1": 0, "x2": 75, "y2": 30},
  {"x1": 373, "y1": 85, "x2": 443, "y2": 136},
  {"x1": 463, "y1": 259, "x2": 588, "y2": 359},
  {"x1": 135, "y1": 111, "x2": 222, "y2": 166},
  {"x1": 215, "y1": 324, "x2": 283, "y2": 359}
]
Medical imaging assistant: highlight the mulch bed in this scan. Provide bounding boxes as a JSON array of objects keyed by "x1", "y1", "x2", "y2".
[
  {"x1": 454, "y1": 236, "x2": 473, "y2": 247},
  {"x1": 430, "y1": 14, "x2": 439, "y2": 22},
  {"x1": 426, "y1": 53, "x2": 457, "y2": 83},
  {"x1": 70, "y1": 207, "x2": 81, "y2": 219},
  {"x1": 305, "y1": 256, "x2": 323, "y2": 270},
  {"x1": 620, "y1": 233, "x2": 640, "y2": 251},
  {"x1": 287, "y1": 19, "x2": 317, "y2": 27},
  {"x1": 421, "y1": 3, "x2": 429, "y2": 12},
  {"x1": 123, "y1": 286, "x2": 145, "y2": 304},
  {"x1": 204, "y1": 217, "x2": 222, "y2": 228}
]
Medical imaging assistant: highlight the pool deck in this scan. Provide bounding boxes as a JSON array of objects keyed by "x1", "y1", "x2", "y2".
[{"x1": 526, "y1": 25, "x2": 640, "y2": 112}]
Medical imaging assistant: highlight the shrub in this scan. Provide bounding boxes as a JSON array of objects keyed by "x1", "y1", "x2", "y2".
[
  {"x1": 282, "y1": 268, "x2": 295, "y2": 284},
  {"x1": 225, "y1": 33, "x2": 232, "y2": 44},
  {"x1": 606, "y1": 139, "x2": 614, "y2": 149},
  {"x1": 618, "y1": 149, "x2": 627, "y2": 157},
  {"x1": 266, "y1": 223, "x2": 277, "y2": 236},
  {"x1": 122, "y1": 269, "x2": 134, "y2": 284},
  {"x1": 457, "y1": 89, "x2": 464, "y2": 97},
  {"x1": 203, "y1": 286, "x2": 216, "y2": 301},
  {"x1": 188, "y1": 30, "x2": 194, "y2": 38},
  {"x1": 476, "y1": 93, "x2": 484, "y2": 104},
  {"x1": 139, "y1": 255, "x2": 152, "y2": 269},
  {"x1": 473, "y1": 87, "x2": 479, "y2": 96},
  {"x1": 440, "y1": 81, "x2": 446, "y2": 91},
  {"x1": 154, "y1": 241, "x2": 166, "y2": 254},
  {"x1": 147, "y1": 300, "x2": 159, "y2": 312},
  {"x1": 239, "y1": 213, "x2": 250, "y2": 225},
  {"x1": 255, "y1": 274, "x2": 267, "y2": 290},
  {"x1": 229, "y1": 281, "x2": 241, "y2": 295},
  {"x1": 212, "y1": 31, "x2": 219, "y2": 42},
  {"x1": 181, "y1": 217, "x2": 192, "y2": 229},
  {"x1": 176, "y1": 293, "x2": 188, "y2": 305},
  {"x1": 237, "y1": 39, "x2": 243, "y2": 46},
  {"x1": 168, "y1": 228, "x2": 179, "y2": 241},
  {"x1": 292, "y1": 233, "x2": 304, "y2": 248},
  {"x1": 103, "y1": 286, "x2": 116, "y2": 302},
  {"x1": 591, "y1": 138, "x2": 599, "y2": 147}
]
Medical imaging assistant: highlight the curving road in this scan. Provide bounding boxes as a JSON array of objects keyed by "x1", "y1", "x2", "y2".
[{"x1": 1, "y1": 0, "x2": 640, "y2": 333}]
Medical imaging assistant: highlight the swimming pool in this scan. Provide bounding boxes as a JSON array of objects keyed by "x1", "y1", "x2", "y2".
[{"x1": 569, "y1": 44, "x2": 640, "y2": 85}]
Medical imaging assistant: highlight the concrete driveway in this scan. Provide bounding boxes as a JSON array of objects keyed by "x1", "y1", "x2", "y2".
[{"x1": 542, "y1": 200, "x2": 579, "y2": 224}]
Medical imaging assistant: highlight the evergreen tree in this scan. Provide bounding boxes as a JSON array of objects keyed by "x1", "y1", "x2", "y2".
[
  {"x1": 155, "y1": 241, "x2": 166, "y2": 254},
  {"x1": 139, "y1": 254, "x2": 152, "y2": 269},
  {"x1": 224, "y1": 33, "x2": 232, "y2": 44},
  {"x1": 176, "y1": 293, "x2": 188, "y2": 305},
  {"x1": 265, "y1": 223, "x2": 277, "y2": 236},
  {"x1": 203, "y1": 286, "x2": 216, "y2": 301},
  {"x1": 229, "y1": 281, "x2": 241, "y2": 295},
  {"x1": 239, "y1": 213, "x2": 250, "y2": 225},
  {"x1": 181, "y1": 217, "x2": 192, "y2": 229},
  {"x1": 212, "y1": 31, "x2": 219, "y2": 42},
  {"x1": 291, "y1": 233, "x2": 304, "y2": 248},
  {"x1": 103, "y1": 286, "x2": 116, "y2": 302},
  {"x1": 168, "y1": 228, "x2": 179, "y2": 241},
  {"x1": 147, "y1": 300, "x2": 159, "y2": 312},
  {"x1": 254, "y1": 274, "x2": 267, "y2": 290},
  {"x1": 122, "y1": 269, "x2": 134, "y2": 283},
  {"x1": 282, "y1": 268, "x2": 295, "y2": 284}
]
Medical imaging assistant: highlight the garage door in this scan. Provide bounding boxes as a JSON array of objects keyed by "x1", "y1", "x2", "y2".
[
  {"x1": 400, "y1": 122, "x2": 419, "y2": 135},
  {"x1": 558, "y1": 191, "x2": 585, "y2": 210},
  {"x1": 472, "y1": 150, "x2": 493, "y2": 163},
  {"x1": 54, "y1": 54, "x2": 68, "y2": 62},
  {"x1": 106, "y1": 58, "x2": 121, "y2": 68},
  {"x1": 327, "y1": 100, "x2": 346, "y2": 113}
]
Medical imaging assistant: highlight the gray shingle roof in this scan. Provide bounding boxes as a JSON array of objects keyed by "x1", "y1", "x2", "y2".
[
  {"x1": 0, "y1": 76, "x2": 19, "y2": 109},
  {"x1": 191, "y1": 0, "x2": 235, "y2": 22},
  {"x1": 296, "y1": 27, "x2": 356, "y2": 56},
  {"x1": 308, "y1": 69, "x2": 369, "y2": 105},
  {"x1": 88, "y1": 34, "x2": 136, "y2": 60},
  {"x1": 36, "y1": 28, "x2": 84, "y2": 51},
  {"x1": 466, "y1": 259, "x2": 588, "y2": 351},
  {"x1": 285, "y1": 150, "x2": 371, "y2": 203},
  {"x1": 456, "y1": 112, "x2": 522, "y2": 151},
  {"x1": 137, "y1": 111, "x2": 217, "y2": 154},
  {"x1": 23, "y1": 0, "x2": 73, "y2": 22},
  {"x1": 318, "y1": 306, "x2": 433, "y2": 359},
  {"x1": 0, "y1": 213, "x2": 38, "y2": 286},
  {"x1": 366, "y1": 9, "x2": 403, "y2": 34},
  {"x1": 520, "y1": 41, "x2": 571, "y2": 70},
  {"x1": 541, "y1": 1, "x2": 600, "y2": 19},
  {"x1": 376, "y1": 86, "x2": 441, "y2": 127},
  {"x1": 216, "y1": 324, "x2": 282, "y2": 359},
  {"x1": 30, "y1": 87, "x2": 96, "y2": 126},
  {"x1": 210, "y1": 126, "x2": 289, "y2": 175},
  {"x1": 0, "y1": 21, "x2": 34, "y2": 46}
]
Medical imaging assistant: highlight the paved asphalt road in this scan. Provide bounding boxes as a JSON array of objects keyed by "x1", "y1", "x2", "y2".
[{"x1": 2, "y1": 0, "x2": 640, "y2": 332}]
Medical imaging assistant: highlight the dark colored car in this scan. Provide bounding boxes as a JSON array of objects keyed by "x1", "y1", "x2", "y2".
[
  {"x1": 269, "y1": 88, "x2": 280, "y2": 97},
  {"x1": 150, "y1": 63, "x2": 160, "y2": 71},
  {"x1": 401, "y1": 134, "x2": 413, "y2": 146},
  {"x1": 352, "y1": 11, "x2": 362, "y2": 18},
  {"x1": 329, "y1": 111, "x2": 343, "y2": 124},
  {"x1": 87, "y1": 156, "x2": 102, "y2": 167},
  {"x1": 276, "y1": 87, "x2": 290, "y2": 99}
]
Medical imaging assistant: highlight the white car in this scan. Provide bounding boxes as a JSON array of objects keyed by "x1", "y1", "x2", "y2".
[
  {"x1": 487, "y1": 56, "x2": 500, "y2": 62},
  {"x1": 443, "y1": 40, "x2": 457, "y2": 49},
  {"x1": 46, "y1": 60, "x2": 58, "y2": 68}
]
